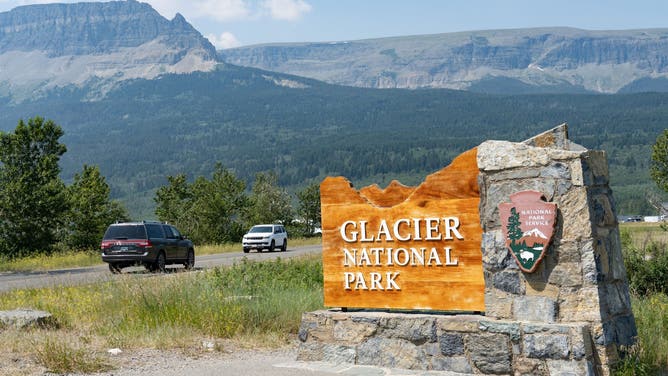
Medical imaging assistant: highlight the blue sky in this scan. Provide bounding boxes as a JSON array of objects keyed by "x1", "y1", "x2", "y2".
[{"x1": 1, "y1": 0, "x2": 667, "y2": 48}]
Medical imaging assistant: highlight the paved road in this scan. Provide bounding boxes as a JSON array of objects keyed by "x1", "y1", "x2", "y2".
[{"x1": 0, "y1": 244, "x2": 322, "y2": 293}]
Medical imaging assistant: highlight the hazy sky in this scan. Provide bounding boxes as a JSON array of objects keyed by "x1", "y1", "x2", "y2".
[{"x1": 1, "y1": 0, "x2": 667, "y2": 49}]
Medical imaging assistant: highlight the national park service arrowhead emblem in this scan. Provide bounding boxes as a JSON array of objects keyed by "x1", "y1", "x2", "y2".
[{"x1": 499, "y1": 190, "x2": 557, "y2": 273}]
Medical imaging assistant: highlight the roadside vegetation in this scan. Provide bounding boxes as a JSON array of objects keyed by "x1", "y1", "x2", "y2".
[
  {"x1": 0, "y1": 116, "x2": 322, "y2": 267},
  {"x1": 615, "y1": 223, "x2": 668, "y2": 375},
  {"x1": 0, "y1": 255, "x2": 323, "y2": 374},
  {"x1": 0, "y1": 237, "x2": 321, "y2": 273}
]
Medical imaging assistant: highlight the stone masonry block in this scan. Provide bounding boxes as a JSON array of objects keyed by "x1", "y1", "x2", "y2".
[
  {"x1": 468, "y1": 333, "x2": 512, "y2": 374},
  {"x1": 546, "y1": 359, "x2": 595, "y2": 376},
  {"x1": 439, "y1": 333, "x2": 465, "y2": 356},
  {"x1": 559, "y1": 187, "x2": 593, "y2": 242},
  {"x1": 333, "y1": 316, "x2": 378, "y2": 343},
  {"x1": 377, "y1": 317, "x2": 436, "y2": 344},
  {"x1": 581, "y1": 150, "x2": 609, "y2": 186},
  {"x1": 479, "y1": 320, "x2": 521, "y2": 341},
  {"x1": 431, "y1": 356, "x2": 474, "y2": 373},
  {"x1": 513, "y1": 296, "x2": 556, "y2": 322},
  {"x1": 559, "y1": 287, "x2": 602, "y2": 322},
  {"x1": 523, "y1": 333, "x2": 570, "y2": 359}
]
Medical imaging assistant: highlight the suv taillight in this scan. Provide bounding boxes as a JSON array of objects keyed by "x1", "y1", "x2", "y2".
[
  {"x1": 100, "y1": 241, "x2": 112, "y2": 250},
  {"x1": 137, "y1": 240, "x2": 153, "y2": 249}
]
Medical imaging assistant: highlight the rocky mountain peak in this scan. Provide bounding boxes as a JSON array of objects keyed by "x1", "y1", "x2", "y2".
[
  {"x1": 0, "y1": 0, "x2": 216, "y2": 57},
  {"x1": 0, "y1": 0, "x2": 218, "y2": 101}
]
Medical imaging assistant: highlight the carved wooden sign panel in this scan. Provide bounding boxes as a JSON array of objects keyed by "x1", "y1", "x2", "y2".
[{"x1": 320, "y1": 148, "x2": 485, "y2": 311}]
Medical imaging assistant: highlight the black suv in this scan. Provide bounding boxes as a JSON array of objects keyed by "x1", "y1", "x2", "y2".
[{"x1": 100, "y1": 221, "x2": 195, "y2": 274}]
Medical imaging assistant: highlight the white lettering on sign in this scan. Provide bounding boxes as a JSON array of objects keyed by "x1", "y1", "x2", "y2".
[
  {"x1": 521, "y1": 209, "x2": 554, "y2": 227},
  {"x1": 344, "y1": 271, "x2": 401, "y2": 291},
  {"x1": 340, "y1": 217, "x2": 464, "y2": 243},
  {"x1": 343, "y1": 247, "x2": 458, "y2": 267},
  {"x1": 339, "y1": 217, "x2": 464, "y2": 290}
]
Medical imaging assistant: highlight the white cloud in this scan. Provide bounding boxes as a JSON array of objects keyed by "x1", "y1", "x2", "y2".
[
  {"x1": 262, "y1": 0, "x2": 311, "y2": 21},
  {"x1": 193, "y1": 0, "x2": 251, "y2": 22},
  {"x1": 129, "y1": 0, "x2": 250, "y2": 22},
  {"x1": 207, "y1": 32, "x2": 241, "y2": 49}
]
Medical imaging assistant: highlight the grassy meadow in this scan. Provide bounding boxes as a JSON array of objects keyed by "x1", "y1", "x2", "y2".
[{"x1": 0, "y1": 254, "x2": 323, "y2": 374}]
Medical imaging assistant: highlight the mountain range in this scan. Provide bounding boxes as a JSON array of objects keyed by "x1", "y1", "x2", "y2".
[
  {"x1": 220, "y1": 27, "x2": 668, "y2": 94},
  {"x1": 0, "y1": 1, "x2": 666, "y2": 218}
]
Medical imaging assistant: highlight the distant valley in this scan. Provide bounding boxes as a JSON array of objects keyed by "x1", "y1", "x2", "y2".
[{"x1": 0, "y1": 1, "x2": 666, "y2": 218}]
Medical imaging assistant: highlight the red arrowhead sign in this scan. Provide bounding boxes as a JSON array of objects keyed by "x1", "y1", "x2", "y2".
[{"x1": 499, "y1": 191, "x2": 557, "y2": 273}]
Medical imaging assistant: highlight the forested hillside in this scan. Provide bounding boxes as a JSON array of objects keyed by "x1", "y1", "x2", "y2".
[{"x1": 0, "y1": 64, "x2": 664, "y2": 217}]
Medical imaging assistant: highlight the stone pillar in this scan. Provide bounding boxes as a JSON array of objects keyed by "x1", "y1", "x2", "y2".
[{"x1": 477, "y1": 124, "x2": 636, "y2": 374}]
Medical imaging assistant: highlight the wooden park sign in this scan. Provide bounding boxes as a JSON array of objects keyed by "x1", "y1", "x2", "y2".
[{"x1": 320, "y1": 148, "x2": 485, "y2": 312}]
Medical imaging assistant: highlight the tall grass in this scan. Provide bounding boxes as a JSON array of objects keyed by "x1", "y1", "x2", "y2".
[
  {"x1": 0, "y1": 255, "x2": 323, "y2": 373},
  {"x1": 615, "y1": 224, "x2": 668, "y2": 375},
  {"x1": 615, "y1": 293, "x2": 668, "y2": 375},
  {"x1": 0, "y1": 250, "x2": 102, "y2": 272}
]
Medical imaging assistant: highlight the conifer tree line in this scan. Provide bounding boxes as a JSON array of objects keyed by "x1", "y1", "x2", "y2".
[
  {"x1": 0, "y1": 117, "x2": 321, "y2": 259},
  {"x1": 153, "y1": 166, "x2": 321, "y2": 244}
]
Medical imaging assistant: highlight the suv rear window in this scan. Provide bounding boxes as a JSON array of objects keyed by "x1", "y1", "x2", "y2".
[{"x1": 103, "y1": 225, "x2": 146, "y2": 240}]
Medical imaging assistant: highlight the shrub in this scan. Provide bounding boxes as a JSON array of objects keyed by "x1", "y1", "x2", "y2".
[{"x1": 621, "y1": 230, "x2": 668, "y2": 296}]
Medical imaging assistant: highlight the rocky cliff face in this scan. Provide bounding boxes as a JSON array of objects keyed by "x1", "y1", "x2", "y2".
[
  {"x1": 220, "y1": 28, "x2": 668, "y2": 94},
  {"x1": 0, "y1": 0, "x2": 217, "y2": 101}
]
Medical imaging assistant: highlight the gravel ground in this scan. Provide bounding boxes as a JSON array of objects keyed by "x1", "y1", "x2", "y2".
[
  {"x1": 92, "y1": 346, "x2": 343, "y2": 376},
  {"x1": 0, "y1": 343, "x2": 466, "y2": 376},
  {"x1": 0, "y1": 343, "x2": 339, "y2": 376}
]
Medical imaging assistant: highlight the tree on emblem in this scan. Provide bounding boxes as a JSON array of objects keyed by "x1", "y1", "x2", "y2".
[{"x1": 507, "y1": 207, "x2": 523, "y2": 247}]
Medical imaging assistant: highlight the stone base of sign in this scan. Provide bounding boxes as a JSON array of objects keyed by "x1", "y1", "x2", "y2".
[{"x1": 298, "y1": 310, "x2": 596, "y2": 375}]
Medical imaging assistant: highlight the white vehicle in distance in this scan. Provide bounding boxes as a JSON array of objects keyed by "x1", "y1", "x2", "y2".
[{"x1": 242, "y1": 224, "x2": 288, "y2": 253}]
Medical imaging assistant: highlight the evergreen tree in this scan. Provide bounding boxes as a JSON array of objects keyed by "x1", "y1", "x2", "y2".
[
  {"x1": 245, "y1": 171, "x2": 293, "y2": 227},
  {"x1": 64, "y1": 165, "x2": 129, "y2": 250},
  {"x1": 0, "y1": 117, "x2": 67, "y2": 257},
  {"x1": 507, "y1": 207, "x2": 523, "y2": 246},
  {"x1": 651, "y1": 129, "x2": 668, "y2": 193},
  {"x1": 189, "y1": 164, "x2": 248, "y2": 243},
  {"x1": 296, "y1": 181, "x2": 321, "y2": 236},
  {"x1": 155, "y1": 173, "x2": 191, "y2": 230}
]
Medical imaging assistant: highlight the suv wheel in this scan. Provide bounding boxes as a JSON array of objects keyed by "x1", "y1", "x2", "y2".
[
  {"x1": 154, "y1": 252, "x2": 166, "y2": 273},
  {"x1": 184, "y1": 249, "x2": 195, "y2": 270},
  {"x1": 269, "y1": 240, "x2": 275, "y2": 252},
  {"x1": 281, "y1": 239, "x2": 287, "y2": 252},
  {"x1": 243, "y1": 247, "x2": 250, "y2": 253},
  {"x1": 108, "y1": 263, "x2": 122, "y2": 274}
]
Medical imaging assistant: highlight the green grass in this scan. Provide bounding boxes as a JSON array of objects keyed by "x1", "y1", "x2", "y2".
[
  {"x1": 620, "y1": 222, "x2": 668, "y2": 250},
  {"x1": 615, "y1": 293, "x2": 668, "y2": 375},
  {"x1": 616, "y1": 223, "x2": 668, "y2": 375},
  {"x1": 0, "y1": 255, "x2": 324, "y2": 373},
  {"x1": 0, "y1": 237, "x2": 322, "y2": 272}
]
